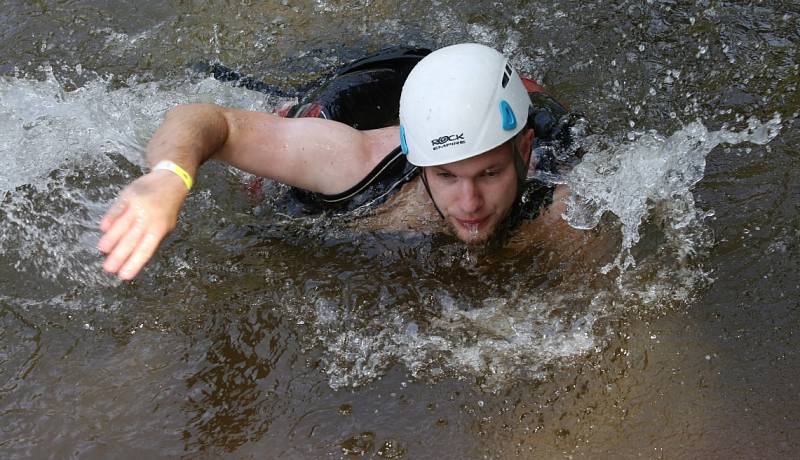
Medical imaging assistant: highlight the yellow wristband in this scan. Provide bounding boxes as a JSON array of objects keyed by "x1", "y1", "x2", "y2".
[{"x1": 153, "y1": 160, "x2": 193, "y2": 190}]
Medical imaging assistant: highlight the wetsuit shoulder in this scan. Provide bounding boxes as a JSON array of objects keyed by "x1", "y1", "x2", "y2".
[
  {"x1": 273, "y1": 47, "x2": 429, "y2": 215},
  {"x1": 285, "y1": 146, "x2": 418, "y2": 215},
  {"x1": 287, "y1": 47, "x2": 430, "y2": 130}
]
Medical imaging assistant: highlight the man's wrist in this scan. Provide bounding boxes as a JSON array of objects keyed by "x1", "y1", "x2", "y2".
[
  {"x1": 149, "y1": 168, "x2": 191, "y2": 198},
  {"x1": 152, "y1": 160, "x2": 194, "y2": 190}
]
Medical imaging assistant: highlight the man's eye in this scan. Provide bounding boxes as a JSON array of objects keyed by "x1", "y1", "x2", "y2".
[
  {"x1": 437, "y1": 172, "x2": 455, "y2": 178},
  {"x1": 483, "y1": 169, "x2": 499, "y2": 177}
]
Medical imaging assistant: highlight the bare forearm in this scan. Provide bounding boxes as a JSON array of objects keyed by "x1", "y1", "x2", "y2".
[{"x1": 145, "y1": 103, "x2": 230, "y2": 178}]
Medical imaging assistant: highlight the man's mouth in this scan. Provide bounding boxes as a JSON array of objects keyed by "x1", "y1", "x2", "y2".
[{"x1": 454, "y1": 216, "x2": 488, "y2": 232}]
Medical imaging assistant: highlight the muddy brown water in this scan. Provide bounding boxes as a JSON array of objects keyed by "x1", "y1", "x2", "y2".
[{"x1": 1, "y1": 1, "x2": 799, "y2": 458}]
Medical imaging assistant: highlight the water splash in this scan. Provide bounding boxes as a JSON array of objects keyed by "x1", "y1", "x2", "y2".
[
  {"x1": 282, "y1": 115, "x2": 783, "y2": 390},
  {"x1": 0, "y1": 73, "x2": 283, "y2": 287},
  {"x1": 287, "y1": 254, "x2": 607, "y2": 390},
  {"x1": 563, "y1": 115, "x2": 782, "y2": 272}
]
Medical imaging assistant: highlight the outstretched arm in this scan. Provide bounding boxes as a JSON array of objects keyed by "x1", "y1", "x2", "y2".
[{"x1": 99, "y1": 103, "x2": 397, "y2": 280}]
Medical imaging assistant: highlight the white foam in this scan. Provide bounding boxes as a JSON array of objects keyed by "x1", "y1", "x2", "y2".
[
  {"x1": 563, "y1": 115, "x2": 782, "y2": 271},
  {"x1": 0, "y1": 73, "x2": 283, "y2": 285}
]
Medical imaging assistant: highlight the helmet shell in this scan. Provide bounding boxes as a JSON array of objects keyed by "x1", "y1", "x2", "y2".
[{"x1": 399, "y1": 43, "x2": 531, "y2": 167}]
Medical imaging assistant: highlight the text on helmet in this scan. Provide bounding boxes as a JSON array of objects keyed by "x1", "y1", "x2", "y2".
[{"x1": 431, "y1": 133, "x2": 466, "y2": 151}]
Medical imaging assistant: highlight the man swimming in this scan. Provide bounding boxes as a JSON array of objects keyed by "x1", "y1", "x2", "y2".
[{"x1": 98, "y1": 43, "x2": 583, "y2": 280}]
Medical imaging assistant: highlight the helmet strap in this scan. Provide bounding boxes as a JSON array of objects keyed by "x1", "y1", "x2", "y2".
[
  {"x1": 488, "y1": 133, "x2": 532, "y2": 246},
  {"x1": 510, "y1": 134, "x2": 529, "y2": 193},
  {"x1": 420, "y1": 168, "x2": 446, "y2": 219}
]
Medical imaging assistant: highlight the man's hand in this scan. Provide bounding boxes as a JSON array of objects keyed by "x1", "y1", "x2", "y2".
[{"x1": 98, "y1": 170, "x2": 189, "y2": 280}]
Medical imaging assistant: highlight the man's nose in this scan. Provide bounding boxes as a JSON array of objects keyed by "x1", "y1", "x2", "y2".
[{"x1": 458, "y1": 180, "x2": 484, "y2": 214}]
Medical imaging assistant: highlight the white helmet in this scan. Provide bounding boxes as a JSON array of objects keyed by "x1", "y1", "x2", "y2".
[{"x1": 399, "y1": 43, "x2": 531, "y2": 167}]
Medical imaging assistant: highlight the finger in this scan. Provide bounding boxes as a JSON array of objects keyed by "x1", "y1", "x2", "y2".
[
  {"x1": 118, "y1": 232, "x2": 163, "y2": 280},
  {"x1": 98, "y1": 206, "x2": 137, "y2": 254},
  {"x1": 100, "y1": 199, "x2": 129, "y2": 232},
  {"x1": 102, "y1": 217, "x2": 146, "y2": 275}
]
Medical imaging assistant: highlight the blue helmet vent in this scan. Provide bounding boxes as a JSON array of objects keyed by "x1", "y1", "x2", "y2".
[
  {"x1": 499, "y1": 100, "x2": 517, "y2": 131},
  {"x1": 400, "y1": 124, "x2": 409, "y2": 154}
]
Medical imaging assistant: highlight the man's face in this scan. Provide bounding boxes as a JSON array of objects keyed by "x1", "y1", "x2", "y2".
[{"x1": 425, "y1": 138, "x2": 528, "y2": 244}]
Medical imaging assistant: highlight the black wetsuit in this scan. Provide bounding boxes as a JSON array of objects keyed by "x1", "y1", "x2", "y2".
[{"x1": 210, "y1": 47, "x2": 577, "y2": 219}]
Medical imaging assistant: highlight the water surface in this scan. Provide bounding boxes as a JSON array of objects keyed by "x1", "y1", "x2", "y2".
[{"x1": 1, "y1": 1, "x2": 798, "y2": 458}]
